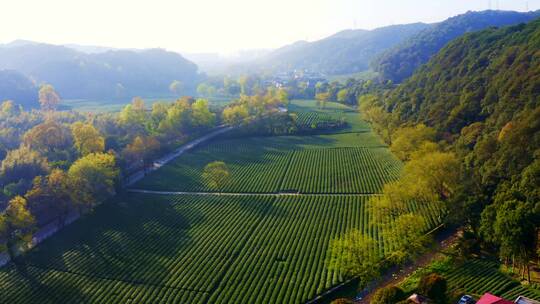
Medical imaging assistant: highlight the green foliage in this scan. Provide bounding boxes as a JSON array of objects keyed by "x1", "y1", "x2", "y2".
[
  {"x1": 23, "y1": 120, "x2": 73, "y2": 152},
  {"x1": 191, "y1": 99, "x2": 215, "y2": 128},
  {"x1": 373, "y1": 10, "x2": 540, "y2": 82},
  {"x1": 371, "y1": 286, "x2": 406, "y2": 304},
  {"x1": 0, "y1": 195, "x2": 35, "y2": 257},
  {"x1": 38, "y1": 84, "x2": 61, "y2": 111},
  {"x1": 201, "y1": 161, "x2": 230, "y2": 190},
  {"x1": 369, "y1": 19, "x2": 540, "y2": 271},
  {"x1": 169, "y1": 80, "x2": 183, "y2": 96},
  {"x1": 67, "y1": 152, "x2": 118, "y2": 210},
  {"x1": 71, "y1": 121, "x2": 105, "y2": 156},
  {"x1": 0, "y1": 146, "x2": 49, "y2": 185},
  {"x1": 390, "y1": 124, "x2": 436, "y2": 161},
  {"x1": 418, "y1": 273, "x2": 447, "y2": 303},
  {"x1": 250, "y1": 23, "x2": 429, "y2": 75},
  {"x1": 327, "y1": 231, "x2": 381, "y2": 284}
]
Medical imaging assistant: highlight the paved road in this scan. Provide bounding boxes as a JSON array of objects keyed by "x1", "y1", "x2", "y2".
[{"x1": 125, "y1": 126, "x2": 233, "y2": 186}]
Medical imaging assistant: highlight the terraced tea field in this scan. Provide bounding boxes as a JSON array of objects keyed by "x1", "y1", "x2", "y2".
[
  {"x1": 0, "y1": 99, "x2": 447, "y2": 303},
  {"x1": 135, "y1": 141, "x2": 401, "y2": 194},
  {"x1": 1, "y1": 194, "x2": 444, "y2": 303},
  {"x1": 442, "y1": 259, "x2": 540, "y2": 301}
]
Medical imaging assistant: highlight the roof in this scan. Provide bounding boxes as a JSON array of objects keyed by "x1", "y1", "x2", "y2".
[
  {"x1": 476, "y1": 293, "x2": 514, "y2": 304},
  {"x1": 408, "y1": 293, "x2": 430, "y2": 304},
  {"x1": 515, "y1": 296, "x2": 540, "y2": 304}
]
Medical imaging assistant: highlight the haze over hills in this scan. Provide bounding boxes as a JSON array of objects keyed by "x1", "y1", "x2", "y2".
[
  {"x1": 1, "y1": 9, "x2": 539, "y2": 105},
  {"x1": 0, "y1": 41, "x2": 200, "y2": 101},
  {"x1": 0, "y1": 70, "x2": 38, "y2": 109},
  {"x1": 226, "y1": 22, "x2": 431, "y2": 76},
  {"x1": 192, "y1": 10, "x2": 540, "y2": 78},
  {"x1": 372, "y1": 9, "x2": 540, "y2": 83}
]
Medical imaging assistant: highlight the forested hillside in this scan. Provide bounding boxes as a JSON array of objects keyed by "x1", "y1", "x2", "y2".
[
  {"x1": 373, "y1": 10, "x2": 540, "y2": 83},
  {"x1": 364, "y1": 18, "x2": 540, "y2": 278},
  {"x1": 241, "y1": 23, "x2": 430, "y2": 75},
  {"x1": 0, "y1": 70, "x2": 38, "y2": 109},
  {"x1": 0, "y1": 42, "x2": 200, "y2": 99}
]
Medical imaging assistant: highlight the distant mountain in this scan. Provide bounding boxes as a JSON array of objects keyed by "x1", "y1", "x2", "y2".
[
  {"x1": 0, "y1": 42, "x2": 200, "y2": 99},
  {"x1": 63, "y1": 44, "x2": 119, "y2": 54},
  {"x1": 0, "y1": 70, "x2": 38, "y2": 109},
  {"x1": 183, "y1": 49, "x2": 272, "y2": 75},
  {"x1": 372, "y1": 10, "x2": 540, "y2": 83},
  {"x1": 234, "y1": 23, "x2": 431, "y2": 76}
]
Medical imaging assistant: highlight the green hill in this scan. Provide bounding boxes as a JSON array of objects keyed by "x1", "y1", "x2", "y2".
[
  {"x1": 241, "y1": 23, "x2": 431, "y2": 75},
  {"x1": 372, "y1": 10, "x2": 540, "y2": 83},
  {"x1": 0, "y1": 41, "x2": 200, "y2": 99}
]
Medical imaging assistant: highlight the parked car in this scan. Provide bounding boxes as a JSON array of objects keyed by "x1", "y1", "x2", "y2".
[{"x1": 459, "y1": 295, "x2": 476, "y2": 304}]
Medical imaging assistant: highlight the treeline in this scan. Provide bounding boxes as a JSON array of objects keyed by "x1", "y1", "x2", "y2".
[
  {"x1": 344, "y1": 18, "x2": 540, "y2": 285},
  {"x1": 0, "y1": 84, "x2": 288, "y2": 259},
  {"x1": 327, "y1": 96, "x2": 459, "y2": 288}
]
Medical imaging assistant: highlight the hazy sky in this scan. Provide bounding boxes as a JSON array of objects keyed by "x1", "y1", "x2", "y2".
[{"x1": 1, "y1": 0, "x2": 538, "y2": 54}]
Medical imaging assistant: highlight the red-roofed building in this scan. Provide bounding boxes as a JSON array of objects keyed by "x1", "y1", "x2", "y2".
[{"x1": 476, "y1": 293, "x2": 514, "y2": 304}]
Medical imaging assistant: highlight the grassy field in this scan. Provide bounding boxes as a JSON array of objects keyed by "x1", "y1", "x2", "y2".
[{"x1": 0, "y1": 99, "x2": 447, "y2": 303}]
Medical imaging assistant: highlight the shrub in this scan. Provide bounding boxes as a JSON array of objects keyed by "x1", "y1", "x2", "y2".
[
  {"x1": 371, "y1": 286, "x2": 406, "y2": 304},
  {"x1": 331, "y1": 298, "x2": 354, "y2": 304},
  {"x1": 418, "y1": 273, "x2": 447, "y2": 303}
]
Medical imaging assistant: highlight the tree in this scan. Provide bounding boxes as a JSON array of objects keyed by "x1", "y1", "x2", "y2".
[
  {"x1": 197, "y1": 83, "x2": 209, "y2": 97},
  {"x1": 327, "y1": 231, "x2": 382, "y2": 287},
  {"x1": 202, "y1": 161, "x2": 230, "y2": 190},
  {"x1": 169, "y1": 80, "x2": 184, "y2": 96},
  {"x1": 119, "y1": 97, "x2": 147, "y2": 129},
  {"x1": 38, "y1": 84, "x2": 61, "y2": 111},
  {"x1": 402, "y1": 151, "x2": 460, "y2": 202},
  {"x1": 122, "y1": 136, "x2": 160, "y2": 172},
  {"x1": 358, "y1": 95, "x2": 399, "y2": 145},
  {"x1": 384, "y1": 214, "x2": 431, "y2": 264},
  {"x1": 390, "y1": 124, "x2": 436, "y2": 161},
  {"x1": 480, "y1": 199, "x2": 537, "y2": 281},
  {"x1": 191, "y1": 99, "x2": 215, "y2": 128},
  {"x1": 71, "y1": 122, "x2": 105, "y2": 156},
  {"x1": 315, "y1": 92, "x2": 331, "y2": 108},
  {"x1": 0, "y1": 146, "x2": 49, "y2": 186},
  {"x1": 238, "y1": 75, "x2": 249, "y2": 95},
  {"x1": 337, "y1": 89, "x2": 349, "y2": 103},
  {"x1": 0, "y1": 100, "x2": 21, "y2": 117},
  {"x1": 0, "y1": 196, "x2": 35, "y2": 259},
  {"x1": 418, "y1": 273, "x2": 447, "y2": 303},
  {"x1": 371, "y1": 286, "x2": 406, "y2": 304},
  {"x1": 222, "y1": 105, "x2": 249, "y2": 125},
  {"x1": 25, "y1": 169, "x2": 72, "y2": 227},
  {"x1": 23, "y1": 120, "x2": 73, "y2": 159},
  {"x1": 67, "y1": 153, "x2": 118, "y2": 212},
  {"x1": 158, "y1": 98, "x2": 192, "y2": 135}
]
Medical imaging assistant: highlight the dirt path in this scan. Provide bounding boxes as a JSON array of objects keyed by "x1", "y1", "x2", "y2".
[
  {"x1": 356, "y1": 229, "x2": 459, "y2": 304},
  {"x1": 127, "y1": 189, "x2": 384, "y2": 197}
]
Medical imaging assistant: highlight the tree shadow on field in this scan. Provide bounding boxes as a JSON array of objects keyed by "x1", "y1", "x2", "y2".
[{"x1": 16, "y1": 193, "x2": 201, "y2": 289}]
